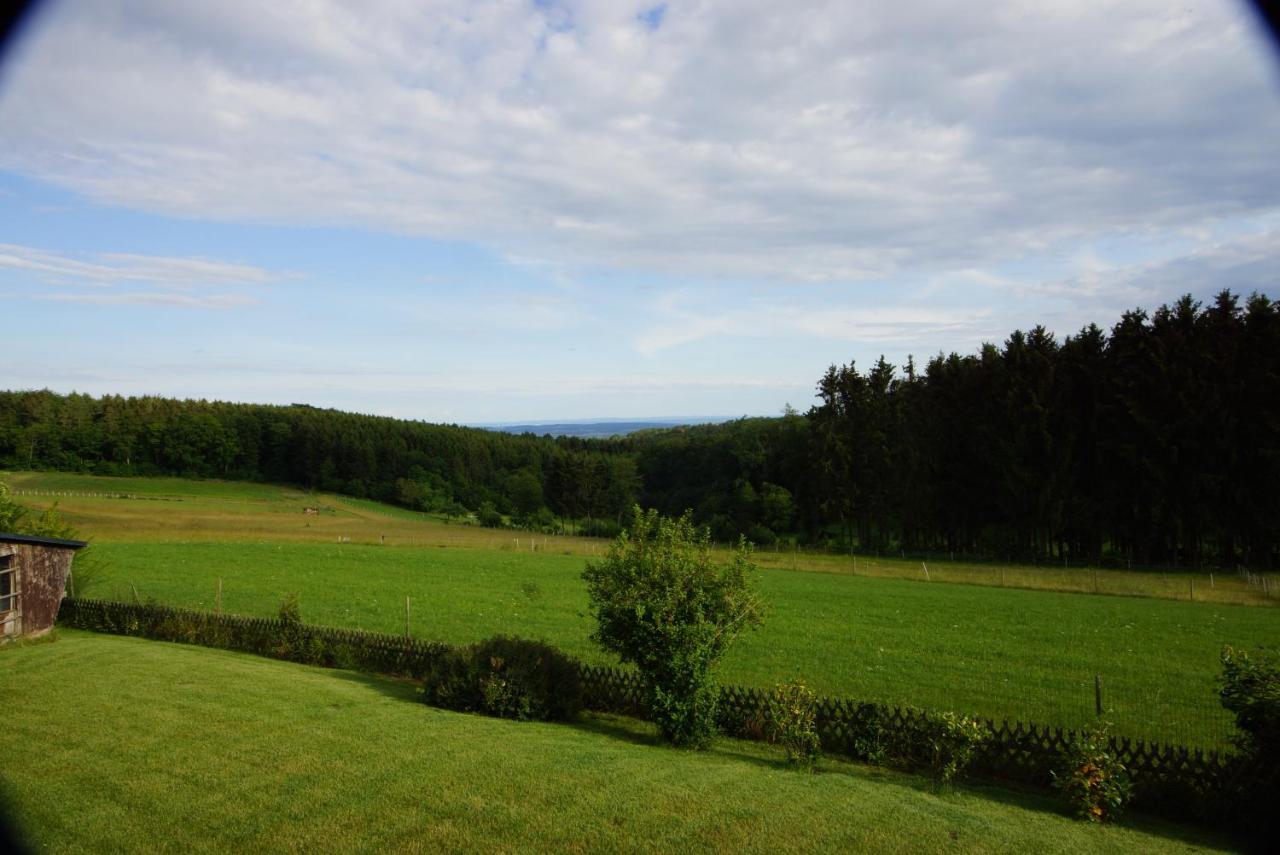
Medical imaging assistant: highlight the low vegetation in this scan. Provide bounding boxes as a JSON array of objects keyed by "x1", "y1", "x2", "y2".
[
  {"x1": 423, "y1": 635, "x2": 582, "y2": 722},
  {"x1": 1053, "y1": 723, "x2": 1133, "y2": 823},
  {"x1": 765, "y1": 678, "x2": 822, "y2": 769}
]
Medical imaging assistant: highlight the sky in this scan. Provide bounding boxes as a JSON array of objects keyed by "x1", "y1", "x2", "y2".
[{"x1": 1, "y1": 0, "x2": 1278, "y2": 424}]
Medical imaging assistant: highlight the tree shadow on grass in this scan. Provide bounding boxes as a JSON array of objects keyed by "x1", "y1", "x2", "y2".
[
  {"x1": 572, "y1": 712, "x2": 798, "y2": 775},
  {"x1": 571, "y1": 712, "x2": 664, "y2": 749},
  {"x1": 325, "y1": 668, "x2": 423, "y2": 703},
  {"x1": 573, "y1": 712, "x2": 1247, "y2": 851},
  {"x1": 910, "y1": 775, "x2": 1244, "y2": 852}
]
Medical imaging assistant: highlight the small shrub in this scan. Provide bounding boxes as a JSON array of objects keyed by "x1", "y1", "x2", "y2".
[
  {"x1": 477, "y1": 502, "x2": 504, "y2": 528},
  {"x1": 423, "y1": 636, "x2": 582, "y2": 722},
  {"x1": 1052, "y1": 723, "x2": 1132, "y2": 823},
  {"x1": 845, "y1": 702, "x2": 889, "y2": 764},
  {"x1": 746, "y1": 524, "x2": 777, "y2": 547},
  {"x1": 920, "y1": 711, "x2": 986, "y2": 789},
  {"x1": 278, "y1": 592, "x2": 302, "y2": 624},
  {"x1": 1218, "y1": 645, "x2": 1280, "y2": 833},
  {"x1": 766, "y1": 678, "x2": 821, "y2": 769}
]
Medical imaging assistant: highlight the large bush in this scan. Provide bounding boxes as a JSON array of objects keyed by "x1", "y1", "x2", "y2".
[
  {"x1": 582, "y1": 507, "x2": 763, "y2": 748},
  {"x1": 423, "y1": 635, "x2": 582, "y2": 722}
]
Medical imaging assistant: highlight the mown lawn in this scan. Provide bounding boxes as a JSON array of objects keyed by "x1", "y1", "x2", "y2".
[{"x1": 0, "y1": 632, "x2": 1241, "y2": 854}]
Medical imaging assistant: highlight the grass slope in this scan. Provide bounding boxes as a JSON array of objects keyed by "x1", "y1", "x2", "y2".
[{"x1": 0, "y1": 632, "x2": 1239, "y2": 854}]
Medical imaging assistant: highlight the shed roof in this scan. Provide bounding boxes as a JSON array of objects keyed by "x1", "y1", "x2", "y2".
[{"x1": 0, "y1": 532, "x2": 89, "y2": 550}]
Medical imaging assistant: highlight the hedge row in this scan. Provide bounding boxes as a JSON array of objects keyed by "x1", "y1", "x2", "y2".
[{"x1": 58, "y1": 598, "x2": 450, "y2": 678}]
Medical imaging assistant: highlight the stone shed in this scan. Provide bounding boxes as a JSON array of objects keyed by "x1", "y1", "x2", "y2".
[{"x1": 1, "y1": 532, "x2": 88, "y2": 640}]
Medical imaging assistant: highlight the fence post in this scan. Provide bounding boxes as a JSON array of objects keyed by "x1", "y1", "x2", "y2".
[
  {"x1": 1095, "y1": 674, "x2": 1104, "y2": 716},
  {"x1": 922, "y1": 562, "x2": 930, "y2": 581},
  {"x1": 130, "y1": 582, "x2": 140, "y2": 605}
]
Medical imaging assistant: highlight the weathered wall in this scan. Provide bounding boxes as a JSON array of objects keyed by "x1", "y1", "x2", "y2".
[{"x1": 11, "y1": 544, "x2": 75, "y2": 636}]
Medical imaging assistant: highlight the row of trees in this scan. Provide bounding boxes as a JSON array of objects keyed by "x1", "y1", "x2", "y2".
[
  {"x1": 807, "y1": 291, "x2": 1280, "y2": 567},
  {"x1": 0, "y1": 393, "x2": 639, "y2": 530},
  {"x1": 2, "y1": 290, "x2": 1276, "y2": 567}
]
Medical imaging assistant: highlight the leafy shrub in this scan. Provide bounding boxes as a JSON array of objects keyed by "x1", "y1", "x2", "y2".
[
  {"x1": 477, "y1": 502, "x2": 504, "y2": 528},
  {"x1": 766, "y1": 678, "x2": 821, "y2": 769},
  {"x1": 1219, "y1": 645, "x2": 1280, "y2": 834},
  {"x1": 582, "y1": 507, "x2": 763, "y2": 748},
  {"x1": 1219, "y1": 645, "x2": 1280, "y2": 764},
  {"x1": 278, "y1": 592, "x2": 302, "y2": 624},
  {"x1": 1052, "y1": 723, "x2": 1132, "y2": 822},
  {"x1": 423, "y1": 635, "x2": 582, "y2": 722},
  {"x1": 844, "y1": 702, "x2": 889, "y2": 764},
  {"x1": 746, "y1": 524, "x2": 777, "y2": 547},
  {"x1": 920, "y1": 711, "x2": 987, "y2": 789}
]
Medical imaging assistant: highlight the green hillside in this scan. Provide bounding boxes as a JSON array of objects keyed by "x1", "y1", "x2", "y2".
[{"x1": 0, "y1": 632, "x2": 1237, "y2": 854}]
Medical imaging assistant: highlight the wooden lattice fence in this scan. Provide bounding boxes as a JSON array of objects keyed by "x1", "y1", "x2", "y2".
[{"x1": 578, "y1": 661, "x2": 1248, "y2": 815}]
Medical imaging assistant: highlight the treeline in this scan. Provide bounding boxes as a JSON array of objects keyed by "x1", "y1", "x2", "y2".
[
  {"x1": 0, "y1": 393, "x2": 641, "y2": 534},
  {"x1": 2, "y1": 290, "x2": 1277, "y2": 567},
  {"x1": 802, "y1": 290, "x2": 1280, "y2": 568}
]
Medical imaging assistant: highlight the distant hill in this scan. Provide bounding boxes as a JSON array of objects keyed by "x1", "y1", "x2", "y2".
[{"x1": 479, "y1": 418, "x2": 733, "y2": 439}]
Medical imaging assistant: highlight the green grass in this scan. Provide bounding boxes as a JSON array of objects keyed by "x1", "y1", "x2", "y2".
[
  {"x1": 0, "y1": 631, "x2": 1240, "y2": 853},
  {"x1": 80, "y1": 540, "x2": 1277, "y2": 749},
  {"x1": 8, "y1": 470, "x2": 1279, "y2": 748},
  {"x1": 9, "y1": 469, "x2": 1275, "y2": 607}
]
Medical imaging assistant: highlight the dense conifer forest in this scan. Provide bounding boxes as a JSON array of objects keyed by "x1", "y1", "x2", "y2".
[{"x1": 3, "y1": 290, "x2": 1276, "y2": 567}]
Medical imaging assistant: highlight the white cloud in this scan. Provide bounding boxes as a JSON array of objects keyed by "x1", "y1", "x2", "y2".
[
  {"x1": 1004, "y1": 228, "x2": 1280, "y2": 304},
  {"x1": 633, "y1": 290, "x2": 993, "y2": 355},
  {"x1": 0, "y1": 243, "x2": 285, "y2": 288},
  {"x1": 36, "y1": 292, "x2": 258, "y2": 309},
  {"x1": 0, "y1": 242, "x2": 290, "y2": 308},
  {"x1": 0, "y1": 0, "x2": 1275, "y2": 282}
]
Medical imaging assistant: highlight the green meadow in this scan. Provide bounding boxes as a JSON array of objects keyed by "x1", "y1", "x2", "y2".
[
  {"x1": 7, "y1": 471, "x2": 1276, "y2": 749},
  {"x1": 0, "y1": 632, "x2": 1239, "y2": 854}
]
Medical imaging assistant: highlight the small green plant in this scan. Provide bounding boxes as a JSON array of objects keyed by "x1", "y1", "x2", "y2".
[
  {"x1": 921, "y1": 711, "x2": 986, "y2": 789},
  {"x1": 423, "y1": 636, "x2": 582, "y2": 722},
  {"x1": 766, "y1": 678, "x2": 821, "y2": 769},
  {"x1": 278, "y1": 592, "x2": 302, "y2": 624},
  {"x1": 1052, "y1": 723, "x2": 1132, "y2": 823}
]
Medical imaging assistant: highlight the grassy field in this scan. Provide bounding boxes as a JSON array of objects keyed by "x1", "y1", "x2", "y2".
[
  {"x1": 8, "y1": 470, "x2": 1275, "y2": 607},
  {"x1": 6, "y1": 470, "x2": 1279, "y2": 748},
  {"x1": 0, "y1": 631, "x2": 1241, "y2": 854}
]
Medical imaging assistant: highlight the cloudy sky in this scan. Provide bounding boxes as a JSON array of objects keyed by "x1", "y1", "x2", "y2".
[{"x1": 1, "y1": 0, "x2": 1278, "y2": 423}]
